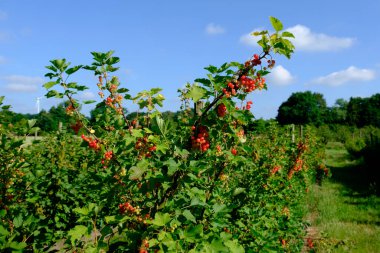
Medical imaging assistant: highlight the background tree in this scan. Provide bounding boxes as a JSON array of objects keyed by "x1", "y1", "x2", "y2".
[
  {"x1": 346, "y1": 94, "x2": 380, "y2": 128},
  {"x1": 276, "y1": 91, "x2": 327, "y2": 125}
]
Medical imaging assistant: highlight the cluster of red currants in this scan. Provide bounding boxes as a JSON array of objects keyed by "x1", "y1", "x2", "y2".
[
  {"x1": 217, "y1": 103, "x2": 227, "y2": 117},
  {"x1": 70, "y1": 121, "x2": 82, "y2": 134},
  {"x1": 119, "y1": 202, "x2": 136, "y2": 214},
  {"x1": 65, "y1": 104, "x2": 75, "y2": 116},
  {"x1": 81, "y1": 134, "x2": 100, "y2": 151},
  {"x1": 135, "y1": 137, "x2": 156, "y2": 158},
  {"x1": 288, "y1": 158, "x2": 304, "y2": 179},
  {"x1": 104, "y1": 150, "x2": 113, "y2": 160},
  {"x1": 191, "y1": 125, "x2": 210, "y2": 152}
]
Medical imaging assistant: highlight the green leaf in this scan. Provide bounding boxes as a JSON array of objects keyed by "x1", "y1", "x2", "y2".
[
  {"x1": 106, "y1": 56, "x2": 120, "y2": 65},
  {"x1": 9, "y1": 241, "x2": 27, "y2": 250},
  {"x1": 83, "y1": 100, "x2": 96, "y2": 104},
  {"x1": 0, "y1": 209, "x2": 6, "y2": 218},
  {"x1": 73, "y1": 206, "x2": 89, "y2": 216},
  {"x1": 204, "y1": 65, "x2": 218, "y2": 74},
  {"x1": 224, "y1": 239, "x2": 245, "y2": 253},
  {"x1": 75, "y1": 85, "x2": 88, "y2": 91},
  {"x1": 194, "y1": 78, "x2": 211, "y2": 87},
  {"x1": 212, "y1": 203, "x2": 227, "y2": 215},
  {"x1": 105, "y1": 215, "x2": 116, "y2": 223},
  {"x1": 152, "y1": 212, "x2": 171, "y2": 227},
  {"x1": 13, "y1": 214, "x2": 23, "y2": 228},
  {"x1": 1, "y1": 105, "x2": 11, "y2": 110},
  {"x1": 251, "y1": 30, "x2": 268, "y2": 36},
  {"x1": 68, "y1": 225, "x2": 88, "y2": 245},
  {"x1": 45, "y1": 90, "x2": 62, "y2": 98},
  {"x1": 117, "y1": 88, "x2": 129, "y2": 93},
  {"x1": 186, "y1": 85, "x2": 207, "y2": 102},
  {"x1": 50, "y1": 59, "x2": 69, "y2": 72},
  {"x1": 129, "y1": 166, "x2": 147, "y2": 180},
  {"x1": 43, "y1": 81, "x2": 58, "y2": 89},
  {"x1": 208, "y1": 239, "x2": 229, "y2": 252},
  {"x1": 28, "y1": 119, "x2": 37, "y2": 128},
  {"x1": 282, "y1": 31, "x2": 295, "y2": 38},
  {"x1": 65, "y1": 65, "x2": 83, "y2": 75},
  {"x1": 0, "y1": 225, "x2": 9, "y2": 236},
  {"x1": 0, "y1": 96, "x2": 4, "y2": 104},
  {"x1": 233, "y1": 187, "x2": 246, "y2": 196},
  {"x1": 184, "y1": 224, "x2": 203, "y2": 242},
  {"x1": 45, "y1": 65, "x2": 58, "y2": 72},
  {"x1": 182, "y1": 210, "x2": 196, "y2": 223},
  {"x1": 269, "y1": 16, "x2": 283, "y2": 32},
  {"x1": 164, "y1": 159, "x2": 179, "y2": 176}
]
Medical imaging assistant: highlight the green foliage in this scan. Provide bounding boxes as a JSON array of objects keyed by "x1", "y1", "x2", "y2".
[
  {"x1": 277, "y1": 91, "x2": 327, "y2": 126},
  {"x1": 0, "y1": 17, "x2": 330, "y2": 252}
]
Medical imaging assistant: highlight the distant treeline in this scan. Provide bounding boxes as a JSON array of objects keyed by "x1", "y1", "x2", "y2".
[
  {"x1": 1, "y1": 92, "x2": 380, "y2": 135},
  {"x1": 277, "y1": 92, "x2": 380, "y2": 127}
]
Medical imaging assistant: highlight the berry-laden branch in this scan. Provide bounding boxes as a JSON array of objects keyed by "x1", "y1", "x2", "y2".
[{"x1": 193, "y1": 52, "x2": 270, "y2": 128}]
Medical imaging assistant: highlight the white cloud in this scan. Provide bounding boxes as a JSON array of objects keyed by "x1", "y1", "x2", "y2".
[
  {"x1": 80, "y1": 91, "x2": 96, "y2": 100},
  {"x1": 205, "y1": 23, "x2": 225, "y2": 35},
  {"x1": 311, "y1": 66, "x2": 375, "y2": 86},
  {"x1": 3, "y1": 75, "x2": 43, "y2": 92},
  {"x1": 0, "y1": 10, "x2": 7, "y2": 21},
  {"x1": 287, "y1": 25, "x2": 354, "y2": 51},
  {"x1": 267, "y1": 65, "x2": 295, "y2": 85},
  {"x1": 239, "y1": 29, "x2": 261, "y2": 46},
  {"x1": 240, "y1": 25, "x2": 355, "y2": 51}
]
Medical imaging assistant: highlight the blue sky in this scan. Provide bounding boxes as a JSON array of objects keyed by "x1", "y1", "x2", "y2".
[{"x1": 1, "y1": 0, "x2": 379, "y2": 119}]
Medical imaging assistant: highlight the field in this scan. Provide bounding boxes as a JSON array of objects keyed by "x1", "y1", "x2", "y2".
[{"x1": 305, "y1": 142, "x2": 380, "y2": 252}]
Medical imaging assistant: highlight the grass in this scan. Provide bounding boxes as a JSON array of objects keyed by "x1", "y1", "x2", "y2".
[{"x1": 304, "y1": 142, "x2": 380, "y2": 253}]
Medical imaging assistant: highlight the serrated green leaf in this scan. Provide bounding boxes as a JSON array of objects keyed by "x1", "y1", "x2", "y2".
[
  {"x1": 282, "y1": 31, "x2": 295, "y2": 38},
  {"x1": 73, "y1": 206, "x2": 89, "y2": 216},
  {"x1": 68, "y1": 225, "x2": 88, "y2": 245},
  {"x1": 213, "y1": 203, "x2": 228, "y2": 215},
  {"x1": 194, "y1": 78, "x2": 211, "y2": 87},
  {"x1": 50, "y1": 59, "x2": 69, "y2": 72},
  {"x1": 65, "y1": 65, "x2": 83, "y2": 75},
  {"x1": 106, "y1": 56, "x2": 120, "y2": 65},
  {"x1": 45, "y1": 90, "x2": 60, "y2": 98},
  {"x1": 182, "y1": 210, "x2": 196, "y2": 223},
  {"x1": 105, "y1": 215, "x2": 116, "y2": 223},
  {"x1": 45, "y1": 65, "x2": 58, "y2": 72},
  {"x1": 225, "y1": 239, "x2": 245, "y2": 253},
  {"x1": 184, "y1": 224, "x2": 203, "y2": 242},
  {"x1": 152, "y1": 212, "x2": 171, "y2": 227},
  {"x1": 43, "y1": 81, "x2": 58, "y2": 89},
  {"x1": 9, "y1": 241, "x2": 27, "y2": 250},
  {"x1": 269, "y1": 16, "x2": 283, "y2": 32},
  {"x1": 129, "y1": 166, "x2": 147, "y2": 180},
  {"x1": 13, "y1": 215, "x2": 23, "y2": 228},
  {"x1": 186, "y1": 85, "x2": 207, "y2": 102},
  {"x1": 209, "y1": 239, "x2": 229, "y2": 252},
  {"x1": 204, "y1": 65, "x2": 218, "y2": 74},
  {"x1": 0, "y1": 225, "x2": 9, "y2": 236},
  {"x1": 164, "y1": 159, "x2": 179, "y2": 176}
]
